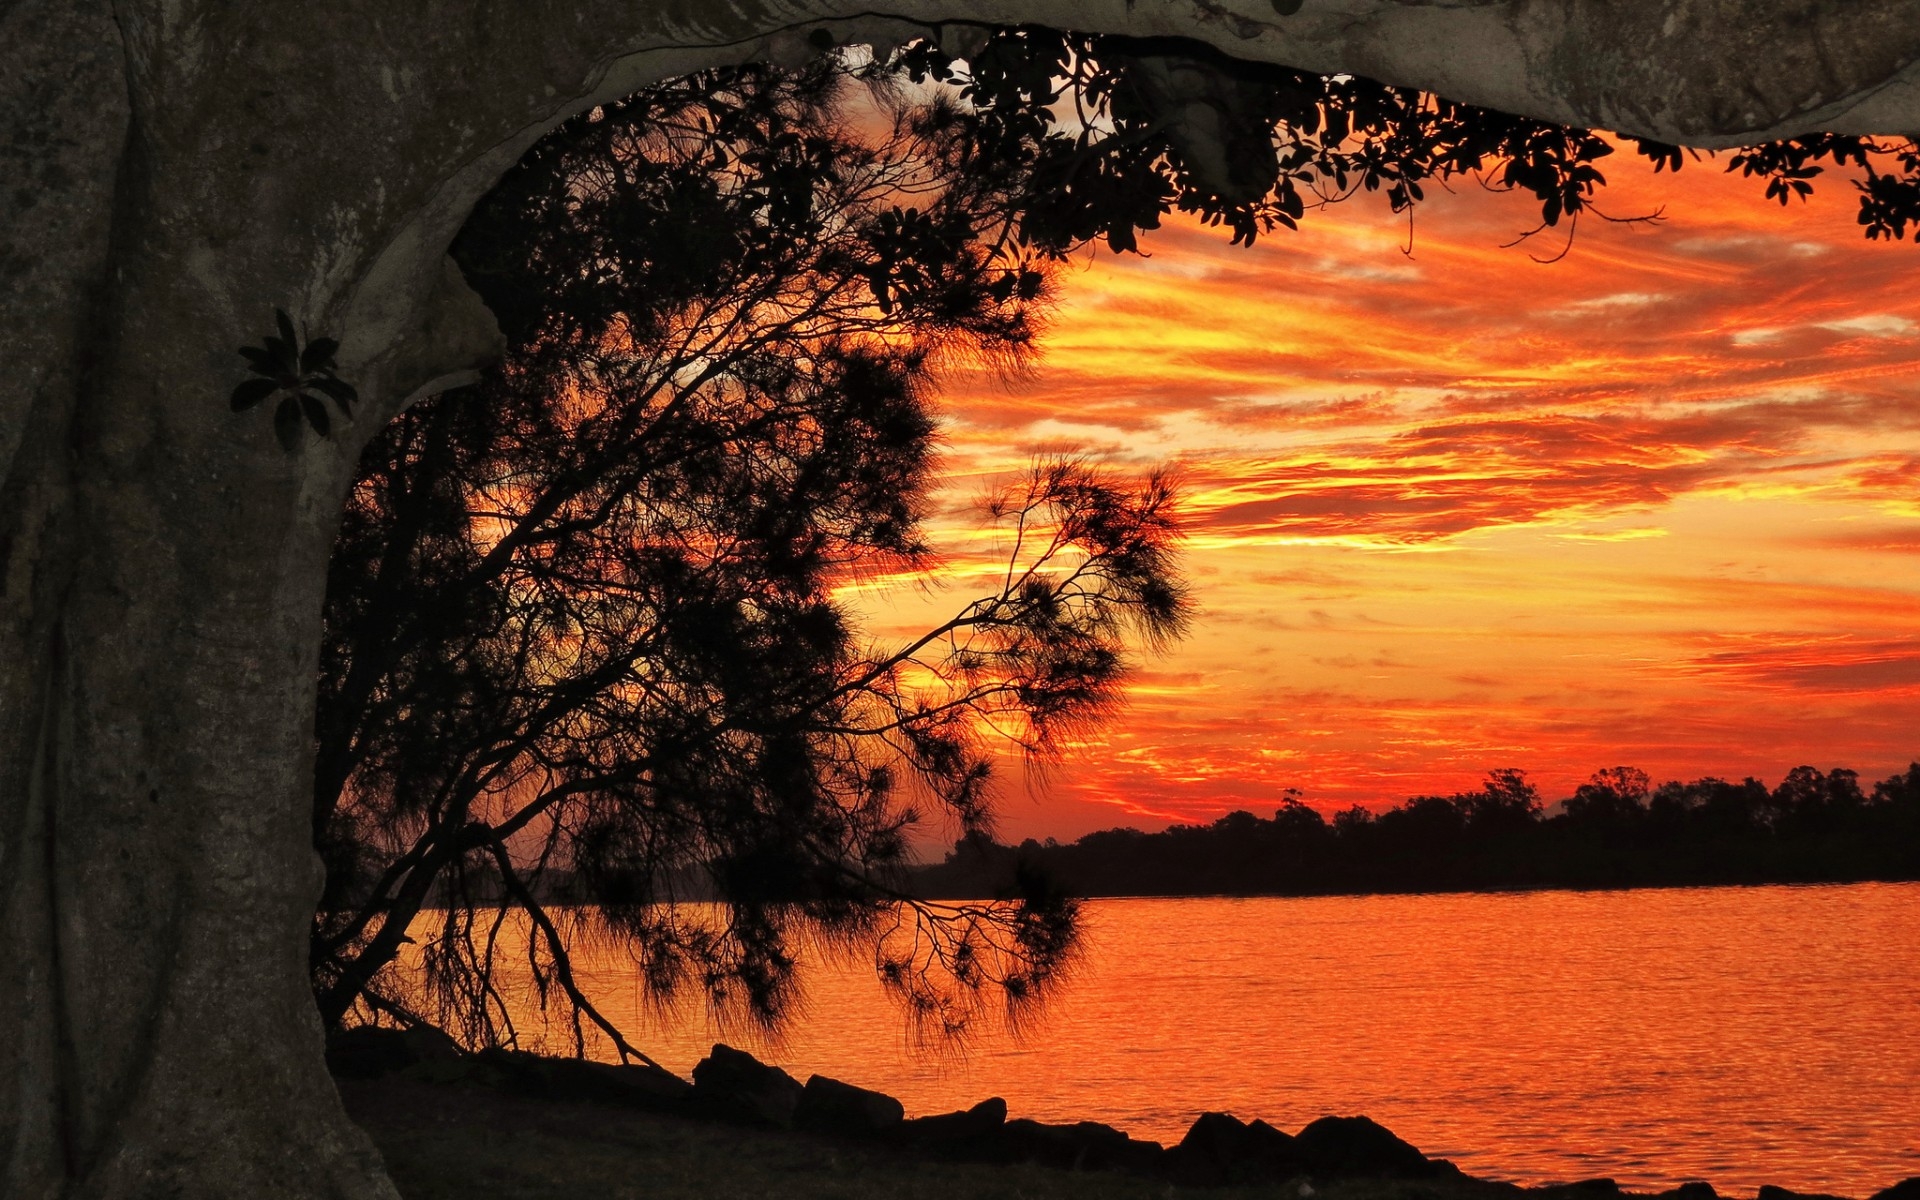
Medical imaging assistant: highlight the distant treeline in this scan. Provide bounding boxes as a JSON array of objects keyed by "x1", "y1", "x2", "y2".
[{"x1": 910, "y1": 764, "x2": 1920, "y2": 899}]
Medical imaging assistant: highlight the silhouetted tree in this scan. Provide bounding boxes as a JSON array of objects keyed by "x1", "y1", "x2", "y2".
[
  {"x1": 1870, "y1": 765, "x2": 1920, "y2": 848},
  {"x1": 1565, "y1": 766, "x2": 1652, "y2": 828},
  {"x1": 1378, "y1": 794, "x2": 1468, "y2": 844},
  {"x1": 916, "y1": 762, "x2": 1920, "y2": 899},
  {"x1": 312, "y1": 59, "x2": 1189, "y2": 1054},
  {"x1": 1767, "y1": 765, "x2": 1864, "y2": 837},
  {"x1": 1458, "y1": 768, "x2": 1542, "y2": 834},
  {"x1": 884, "y1": 30, "x2": 1920, "y2": 262}
]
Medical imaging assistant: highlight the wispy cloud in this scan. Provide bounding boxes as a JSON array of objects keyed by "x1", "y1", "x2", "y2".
[
  {"x1": 1676, "y1": 634, "x2": 1920, "y2": 694},
  {"x1": 1817, "y1": 314, "x2": 1918, "y2": 338}
]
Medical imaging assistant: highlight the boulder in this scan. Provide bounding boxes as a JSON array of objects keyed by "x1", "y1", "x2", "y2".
[
  {"x1": 793, "y1": 1074, "x2": 905, "y2": 1138},
  {"x1": 993, "y1": 1118, "x2": 1164, "y2": 1173},
  {"x1": 324, "y1": 1023, "x2": 463, "y2": 1080},
  {"x1": 1655, "y1": 1183, "x2": 1719, "y2": 1200},
  {"x1": 1165, "y1": 1111, "x2": 1303, "y2": 1186},
  {"x1": 1293, "y1": 1114, "x2": 1436, "y2": 1179},
  {"x1": 475, "y1": 1048, "x2": 692, "y2": 1111},
  {"x1": 897, "y1": 1097, "x2": 1008, "y2": 1150},
  {"x1": 1871, "y1": 1180, "x2": 1920, "y2": 1200},
  {"x1": 689, "y1": 1043, "x2": 805, "y2": 1128}
]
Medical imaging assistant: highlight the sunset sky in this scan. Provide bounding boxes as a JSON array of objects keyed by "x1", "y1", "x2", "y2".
[{"x1": 844, "y1": 149, "x2": 1920, "y2": 843}]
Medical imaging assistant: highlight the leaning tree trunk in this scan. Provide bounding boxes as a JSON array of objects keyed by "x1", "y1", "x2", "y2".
[{"x1": 4, "y1": 0, "x2": 1918, "y2": 1196}]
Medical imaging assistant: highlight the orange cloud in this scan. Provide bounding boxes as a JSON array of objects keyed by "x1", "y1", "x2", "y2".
[{"x1": 866, "y1": 148, "x2": 1920, "y2": 843}]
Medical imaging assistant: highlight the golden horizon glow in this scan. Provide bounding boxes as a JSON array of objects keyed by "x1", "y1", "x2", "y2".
[{"x1": 851, "y1": 151, "x2": 1920, "y2": 842}]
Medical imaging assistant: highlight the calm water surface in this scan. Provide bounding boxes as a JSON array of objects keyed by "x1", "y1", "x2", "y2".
[{"x1": 520, "y1": 883, "x2": 1919, "y2": 1195}]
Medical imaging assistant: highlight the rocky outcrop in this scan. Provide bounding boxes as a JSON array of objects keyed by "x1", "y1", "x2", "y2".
[
  {"x1": 1159, "y1": 1109, "x2": 1462, "y2": 1186},
  {"x1": 324, "y1": 1025, "x2": 696, "y2": 1110},
  {"x1": 325, "y1": 1025, "x2": 464, "y2": 1080},
  {"x1": 898, "y1": 1096, "x2": 1010, "y2": 1149},
  {"x1": 1165, "y1": 1111, "x2": 1303, "y2": 1185},
  {"x1": 794, "y1": 1074, "x2": 906, "y2": 1138},
  {"x1": 992, "y1": 1118, "x2": 1166, "y2": 1173},
  {"x1": 476, "y1": 1049, "x2": 694, "y2": 1110},
  {"x1": 1294, "y1": 1113, "x2": 1454, "y2": 1178},
  {"x1": 323, "y1": 1036, "x2": 1912, "y2": 1200},
  {"x1": 689, "y1": 1044, "x2": 806, "y2": 1128}
]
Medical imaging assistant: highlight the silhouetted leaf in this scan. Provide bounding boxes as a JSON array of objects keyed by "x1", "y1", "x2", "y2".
[
  {"x1": 309, "y1": 374, "x2": 357, "y2": 413},
  {"x1": 274, "y1": 394, "x2": 304, "y2": 452},
  {"x1": 276, "y1": 308, "x2": 298, "y2": 350},
  {"x1": 239, "y1": 345, "x2": 277, "y2": 374},
  {"x1": 263, "y1": 335, "x2": 299, "y2": 375},
  {"x1": 299, "y1": 393, "x2": 331, "y2": 437},
  {"x1": 229, "y1": 377, "x2": 280, "y2": 412},
  {"x1": 301, "y1": 337, "x2": 340, "y2": 374}
]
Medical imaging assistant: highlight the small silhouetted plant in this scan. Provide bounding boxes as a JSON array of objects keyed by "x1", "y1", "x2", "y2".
[{"x1": 231, "y1": 308, "x2": 358, "y2": 451}]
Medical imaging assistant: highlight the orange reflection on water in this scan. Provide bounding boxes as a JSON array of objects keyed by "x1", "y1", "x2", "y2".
[{"x1": 491, "y1": 883, "x2": 1920, "y2": 1196}]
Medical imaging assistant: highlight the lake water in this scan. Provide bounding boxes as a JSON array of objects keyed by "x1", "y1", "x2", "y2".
[{"x1": 504, "y1": 883, "x2": 1920, "y2": 1196}]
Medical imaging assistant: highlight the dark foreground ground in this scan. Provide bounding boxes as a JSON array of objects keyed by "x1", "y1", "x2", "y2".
[
  {"x1": 339, "y1": 1067, "x2": 1920, "y2": 1200},
  {"x1": 342, "y1": 1074, "x2": 1520, "y2": 1200}
]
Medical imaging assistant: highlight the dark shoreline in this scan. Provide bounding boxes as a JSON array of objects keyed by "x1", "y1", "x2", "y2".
[
  {"x1": 331, "y1": 1029, "x2": 1920, "y2": 1200},
  {"x1": 364, "y1": 868, "x2": 1920, "y2": 914},
  {"x1": 914, "y1": 873, "x2": 1920, "y2": 904},
  {"x1": 909, "y1": 768, "x2": 1920, "y2": 904}
]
